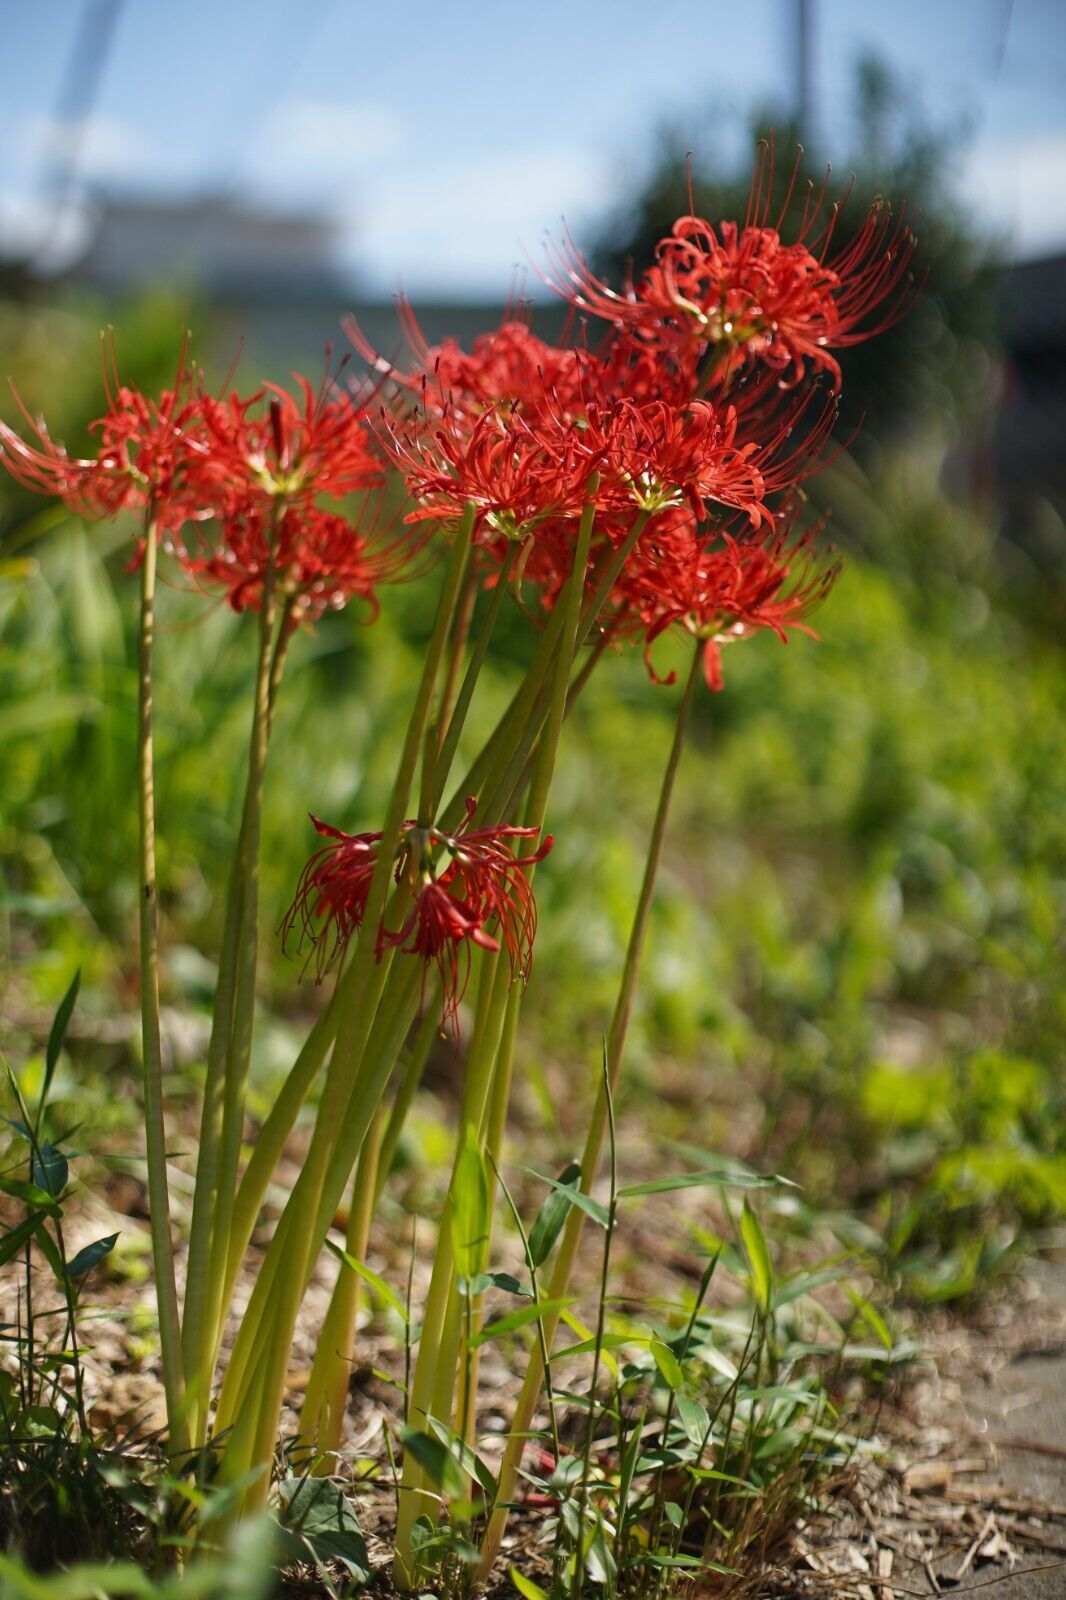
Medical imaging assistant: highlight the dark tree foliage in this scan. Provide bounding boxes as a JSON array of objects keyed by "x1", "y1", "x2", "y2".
[{"x1": 591, "y1": 56, "x2": 998, "y2": 453}]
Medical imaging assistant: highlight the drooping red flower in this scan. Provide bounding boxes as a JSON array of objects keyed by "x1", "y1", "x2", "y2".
[
  {"x1": 180, "y1": 501, "x2": 420, "y2": 623},
  {"x1": 280, "y1": 816, "x2": 384, "y2": 978},
  {"x1": 0, "y1": 342, "x2": 207, "y2": 531},
  {"x1": 617, "y1": 510, "x2": 842, "y2": 689},
  {"x1": 543, "y1": 143, "x2": 916, "y2": 390},
  {"x1": 281, "y1": 799, "x2": 553, "y2": 1020}
]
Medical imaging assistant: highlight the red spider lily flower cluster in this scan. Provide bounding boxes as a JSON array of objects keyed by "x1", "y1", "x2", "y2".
[
  {"x1": 542, "y1": 142, "x2": 917, "y2": 390},
  {"x1": 191, "y1": 376, "x2": 382, "y2": 513},
  {"x1": 351, "y1": 142, "x2": 909, "y2": 677},
  {"x1": 180, "y1": 502, "x2": 418, "y2": 624},
  {"x1": 612, "y1": 506, "x2": 842, "y2": 690},
  {"x1": 0, "y1": 347, "x2": 423, "y2": 626},
  {"x1": 0, "y1": 343, "x2": 207, "y2": 531},
  {"x1": 281, "y1": 798, "x2": 553, "y2": 1021}
]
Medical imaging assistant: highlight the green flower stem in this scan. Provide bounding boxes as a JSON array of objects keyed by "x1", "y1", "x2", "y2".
[
  {"x1": 431, "y1": 541, "x2": 519, "y2": 816},
  {"x1": 374, "y1": 1001, "x2": 441, "y2": 1201},
  {"x1": 456, "y1": 591, "x2": 591, "y2": 1447},
  {"x1": 437, "y1": 593, "x2": 570, "y2": 833},
  {"x1": 213, "y1": 516, "x2": 474, "y2": 1510},
  {"x1": 183, "y1": 517, "x2": 280, "y2": 1441},
  {"x1": 309, "y1": 954, "x2": 421, "y2": 1258},
  {"x1": 221, "y1": 993, "x2": 340, "y2": 1332},
  {"x1": 394, "y1": 496, "x2": 597, "y2": 1588},
  {"x1": 136, "y1": 510, "x2": 188, "y2": 1460},
  {"x1": 506, "y1": 632, "x2": 610, "y2": 819},
  {"x1": 456, "y1": 980, "x2": 522, "y2": 1448},
  {"x1": 213, "y1": 896, "x2": 410, "y2": 1444},
  {"x1": 182, "y1": 814, "x2": 245, "y2": 1429},
  {"x1": 392, "y1": 952, "x2": 510, "y2": 1580},
  {"x1": 477, "y1": 498, "x2": 642, "y2": 827},
  {"x1": 210, "y1": 525, "x2": 280, "y2": 1247},
  {"x1": 286, "y1": 985, "x2": 438, "y2": 1472},
  {"x1": 298, "y1": 1100, "x2": 385, "y2": 1471},
  {"x1": 242, "y1": 957, "x2": 424, "y2": 1496},
  {"x1": 436, "y1": 555, "x2": 479, "y2": 741},
  {"x1": 476, "y1": 637, "x2": 703, "y2": 1584}
]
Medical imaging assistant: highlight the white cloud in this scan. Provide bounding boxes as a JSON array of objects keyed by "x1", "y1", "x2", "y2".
[
  {"x1": 958, "y1": 130, "x2": 1066, "y2": 259},
  {"x1": 261, "y1": 101, "x2": 405, "y2": 173},
  {"x1": 25, "y1": 112, "x2": 149, "y2": 182},
  {"x1": 346, "y1": 147, "x2": 612, "y2": 297},
  {"x1": 0, "y1": 189, "x2": 93, "y2": 273}
]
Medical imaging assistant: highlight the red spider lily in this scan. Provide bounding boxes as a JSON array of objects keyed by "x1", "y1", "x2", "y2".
[
  {"x1": 380, "y1": 400, "x2": 598, "y2": 541},
  {"x1": 348, "y1": 303, "x2": 608, "y2": 424},
  {"x1": 621, "y1": 513, "x2": 842, "y2": 689},
  {"x1": 191, "y1": 374, "x2": 382, "y2": 515},
  {"x1": 576, "y1": 386, "x2": 837, "y2": 528},
  {"x1": 0, "y1": 342, "x2": 207, "y2": 530},
  {"x1": 542, "y1": 144, "x2": 916, "y2": 390},
  {"x1": 280, "y1": 816, "x2": 383, "y2": 979},
  {"x1": 180, "y1": 502, "x2": 420, "y2": 623},
  {"x1": 281, "y1": 799, "x2": 552, "y2": 1020}
]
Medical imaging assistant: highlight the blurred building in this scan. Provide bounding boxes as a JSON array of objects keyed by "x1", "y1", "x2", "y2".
[
  {"x1": 54, "y1": 187, "x2": 567, "y2": 377},
  {"x1": 995, "y1": 251, "x2": 1066, "y2": 512},
  {"x1": 73, "y1": 189, "x2": 350, "y2": 302}
]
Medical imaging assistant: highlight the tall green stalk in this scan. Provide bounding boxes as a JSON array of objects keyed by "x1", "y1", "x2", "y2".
[
  {"x1": 297, "y1": 1101, "x2": 385, "y2": 1470},
  {"x1": 201, "y1": 531, "x2": 280, "y2": 1381},
  {"x1": 476, "y1": 638, "x2": 703, "y2": 1583},
  {"x1": 183, "y1": 514, "x2": 281, "y2": 1442},
  {"x1": 393, "y1": 493, "x2": 598, "y2": 1587},
  {"x1": 136, "y1": 510, "x2": 189, "y2": 1459},
  {"x1": 211, "y1": 516, "x2": 474, "y2": 1511}
]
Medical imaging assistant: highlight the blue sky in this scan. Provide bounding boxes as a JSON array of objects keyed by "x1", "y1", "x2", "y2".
[{"x1": 1, "y1": 0, "x2": 1064, "y2": 297}]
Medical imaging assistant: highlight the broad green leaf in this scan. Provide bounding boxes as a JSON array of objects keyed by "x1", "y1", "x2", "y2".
[
  {"x1": 425, "y1": 1414, "x2": 498, "y2": 1497},
  {"x1": 675, "y1": 1391, "x2": 712, "y2": 1449},
  {"x1": 451, "y1": 1127, "x2": 490, "y2": 1282},
  {"x1": 33, "y1": 1220, "x2": 64, "y2": 1280},
  {"x1": 44, "y1": 968, "x2": 81, "y2": 1106},
  {"x1": 699, "y1": 1345, "x2": 739, "y2": 1384},
  {"x1": 526, "y1": 1167, "x2": 609, "y2": 1228},
  {"x1": 619, "y1": 1168, "x2": 787, "y2": 1199},
  {"x1": 845, "y1": 1288, "x2": 894, "y2": 1351},
  {"x1": 66, "y1": 1232, "x2": 119, "y2": 1279},
  {"x1": 470, "y1": 1294, "x2": 575, "y2": 1348},
  {"x1": 739, "y1": 1200, "x2": 774, "y2": 1316},
  {"x1": 399, "y1": 1425, "x2": 467, "y2": 1498},
  {"x1": 651, "y1": 1336, "x2": 684, "y2": 1391},
  {"x1": 0, "y1": 1212, "x2": 48, "y2": 1268},
  {"x1": 325, "y1": 1238, "x2": 408, "y2": 1322},
  {"x1": 31, "y1": 1141, "x2": 68, "y2": 1199},
  {"x1": 0, "y1": 1176, "x2": 60, "y2": 1214},
  {"x1": 511, "y1": 1566, "x2": 550, "y2": 1600},
  {"x1": 553, "y1": 1331, "x2": 650, "y2": 1360},
  {"x1": 276, "y1": 1475, "x2": 370, "y2": 1581},
  {"x1": 486, "y1": 1269, "x2": 532, "y2": 1298},
  {"x1": 15, "y1": 1404, "x2": 64, "y2": 1440},
  {"x1": 528, "y1": 1158, "x2": 582, "y2": 1265},
  {"x1": 559, "y1": 1309, "x2": 622, "y2": 1379}
]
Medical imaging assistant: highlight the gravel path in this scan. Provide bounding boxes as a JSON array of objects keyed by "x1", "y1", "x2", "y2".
[{"x1": 951, "y1": 1258, "x2": 1066, "y2": 1597}]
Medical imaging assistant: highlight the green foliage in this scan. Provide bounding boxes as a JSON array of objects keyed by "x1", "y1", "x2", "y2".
[{"x1": 478, "y1": 1159, "x2": 907, "y2": 1600}]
